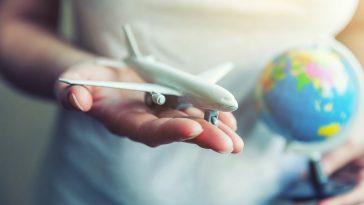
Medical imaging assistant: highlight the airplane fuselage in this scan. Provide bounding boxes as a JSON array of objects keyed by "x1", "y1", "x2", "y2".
[{"x1": 124, "y1": 57, "x2": 238, "y2": 112}]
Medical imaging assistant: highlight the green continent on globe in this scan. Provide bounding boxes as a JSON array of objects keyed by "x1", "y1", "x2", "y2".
[
  {"x1": 257, "y1": 47, "x2": 357, "y2": 143},
  {"x1": 261, "y1": 50, "x2": 349, "y2": 96}
]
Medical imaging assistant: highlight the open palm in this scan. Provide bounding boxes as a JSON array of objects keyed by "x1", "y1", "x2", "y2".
[{"x1": 56, "y1": 60, "x2": 243, "y2": 153}]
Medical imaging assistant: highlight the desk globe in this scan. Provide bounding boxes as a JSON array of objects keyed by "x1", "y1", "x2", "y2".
[{"x1": 256, "y1": 41, "x2": 362, "y2": 201}]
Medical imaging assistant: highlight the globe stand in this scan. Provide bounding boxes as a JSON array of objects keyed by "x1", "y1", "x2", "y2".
[{"x1": 282, "y1": 154, "x2": 356, "y2": 202}]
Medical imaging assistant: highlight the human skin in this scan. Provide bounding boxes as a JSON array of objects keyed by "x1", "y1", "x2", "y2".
[
  {"x1": 318, "y1": 2, "x2": 364, "y2": 205},
  {"x1": 0, "y1": 0, "x2": 364, "y2": 204},
  {"x1": 0, "y1": 0, "x2": 243, "y2": 154}
]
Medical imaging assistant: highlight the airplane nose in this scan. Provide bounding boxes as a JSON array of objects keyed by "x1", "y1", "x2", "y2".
[
  {"x1": 219, "y1": 92, "x2": 239, "y2": 112},
  {"x1": 222, "y1": 99, "x2": 238, "y2": 111},
  {"x1": 230, "y1": 100, "x2": 239, "y2": 111}
]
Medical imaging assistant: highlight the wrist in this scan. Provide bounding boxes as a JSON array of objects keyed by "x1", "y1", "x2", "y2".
[
  {"x1": 55, "y1": 56, "x2": 127, "y2": 99},
  {"x1": 63, "y1": 56, "x2": 126, "y2": 73}
]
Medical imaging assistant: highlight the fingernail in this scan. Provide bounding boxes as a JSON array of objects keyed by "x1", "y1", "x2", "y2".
[
  {"x1": 232, "y1": 138, "x2": 244, "y2": 154},
  {"x1": 187, "y1": 127, "x2": 203, "y2": 139},
  {"x1": 71, "y1": 93, "x2": 85, "y2": 111}
]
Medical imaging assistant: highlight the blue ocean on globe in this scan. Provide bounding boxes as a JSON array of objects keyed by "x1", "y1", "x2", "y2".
[{"x1": 256, "y1": 48, "x2": 358, "y2": 143}]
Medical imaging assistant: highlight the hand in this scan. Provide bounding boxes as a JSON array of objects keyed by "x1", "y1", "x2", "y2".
[
  {"x1": 56, "y1": 59, "x2": 244, "y2": 154},
  {"x1": 319, "y1": 120, "x2": 364, "y2": 205}
]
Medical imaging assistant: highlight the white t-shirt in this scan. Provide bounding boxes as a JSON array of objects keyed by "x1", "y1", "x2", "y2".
[{"x1": 35, "y1": 0, "x2": 358, "y2": 205}]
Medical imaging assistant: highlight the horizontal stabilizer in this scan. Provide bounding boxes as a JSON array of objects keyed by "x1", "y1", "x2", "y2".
[{"x1": 198, "y1": 62, "x2": 234, "y2": 84}]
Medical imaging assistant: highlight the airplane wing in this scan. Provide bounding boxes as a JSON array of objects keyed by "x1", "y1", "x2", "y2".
[
  {"x1": 59, "y1": 79, "x2": 182, "y2": 96},
  {"x1": 198, "y1": 62, "x2": 234, "y2": 84}
]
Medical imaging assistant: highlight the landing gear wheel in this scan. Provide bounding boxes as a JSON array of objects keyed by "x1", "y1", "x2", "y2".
[{"x1": 204, "y1": 110, "x2": 219, "y2": 126}]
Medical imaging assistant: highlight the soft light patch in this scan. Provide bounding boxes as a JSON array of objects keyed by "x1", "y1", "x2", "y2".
[
  {"x1": 314, "y1": 100, "x2": 321, "y2": 112},
  {"x1": 323, "y1": 103, "x2": 333, "y2": 112}
]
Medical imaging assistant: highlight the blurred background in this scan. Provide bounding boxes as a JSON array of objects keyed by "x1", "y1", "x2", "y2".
[
  {"x1": 0, "y1": 78, "x2": 56, "y2": 205},
  {"x1": 0, "y1": 1, "x2": 363, "y2": 205},
  {"x1": 0, "y1": 0, "x2": 72, "y2": 204}
]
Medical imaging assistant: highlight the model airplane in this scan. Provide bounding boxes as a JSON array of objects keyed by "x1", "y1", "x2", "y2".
[{"x1": 59, "y1": 24, "x2": 238, "y2": 125}]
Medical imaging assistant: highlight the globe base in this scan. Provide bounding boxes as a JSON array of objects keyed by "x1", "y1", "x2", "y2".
[
  {"x1": 282, "y1": 178, "x2": 355, "y2": 201},
  {"x1": 282, "y1": 158, "x2": 356, "y2": 202}
]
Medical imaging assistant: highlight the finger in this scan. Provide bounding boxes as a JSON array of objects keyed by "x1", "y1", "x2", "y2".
[
  {"x1": 157, "y1": 108, "x2": 242, "y2": 153},
  {"x1": 59, "y1": 85, "x2": 93, "y2": 112},
  {"x1": 182, "y1": 108, "x2": 237, "y2": 131},
  {"x1": 321, "y1": 143, "x2": 360, "y2": 175},
  {"x1": 139, "y1": 118, "x2": 204, "y2": 146},
  {"x1": 218, "y1": 121, "x2": 244, "y2": 154},
  {"x1": 188, "y1": 119, "x2": 234, "y2": 154},
  {"x1": 354, "y1": 158, "x2": 364, "y2": 167},
  {"x1": 218, "y1": 112, "x2": 238, "y2": 131},
  {"x1": 157, "y1": 109, "x2": 189, "y2": 118},
  {"x1": 108, "y1": 108, "x2": 204, "y2": 146},
  {"x1": 159, "y1": 109, "x2": 242, "y2": 153},
  {"x1": 179, "y1": 107, "x2": 238, "y2": 127},
  {"x1": 319, "y1": 170, "x2": 364, "y2": 205},
  {"x1": 182, "y1": 107, "x2": 204, "y2": 118}
]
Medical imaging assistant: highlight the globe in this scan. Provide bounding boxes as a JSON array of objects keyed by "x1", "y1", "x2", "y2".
[{"x1": 256, "y1": 46, "x2": 358, "y2": 144}]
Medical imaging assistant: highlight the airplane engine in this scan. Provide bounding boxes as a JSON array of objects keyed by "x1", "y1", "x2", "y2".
[
  {"x1": 145, "y1": 92, "x2": 166, "y2": 106},
  {"x1": 152, "y1": 93, "x2": 166, "y2": 105}
]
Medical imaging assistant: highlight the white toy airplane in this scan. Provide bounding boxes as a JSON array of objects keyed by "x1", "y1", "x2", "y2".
[{"x1": 59, "y1": 25, "x2": 238, "y2": 125}]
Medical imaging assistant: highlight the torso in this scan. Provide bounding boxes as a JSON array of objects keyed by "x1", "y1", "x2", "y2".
[{"x1": 36, "y1": 1, "x2": 359, "y2": 205}]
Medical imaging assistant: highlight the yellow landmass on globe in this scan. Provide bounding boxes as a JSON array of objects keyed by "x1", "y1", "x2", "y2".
[{"x1": 317, "y1": 123, "x2": 341, "y2": 137}]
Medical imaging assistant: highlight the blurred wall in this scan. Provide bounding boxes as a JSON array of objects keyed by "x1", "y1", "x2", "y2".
[
  {"x1": 0, "y1": 78, "x2": 56, "y2": 205},
  {"x1": 0, "y1": 1, "x2": 71, "y2": 204}
]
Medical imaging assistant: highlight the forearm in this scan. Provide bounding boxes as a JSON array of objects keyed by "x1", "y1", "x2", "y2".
[
  {"x1": 0, "y1": 18, "x2": 95, "y2": 99},
  {"x1": 337, "y1": 1, "x2": 364, "y2": 66},
  {"x1": 337, "y1": 28, "x2": 364, "y2": 67}
]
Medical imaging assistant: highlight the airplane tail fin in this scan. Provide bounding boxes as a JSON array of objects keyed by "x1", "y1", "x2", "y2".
[{"x1": 123, "y1": 24, "x2": 141, "y2": 58}]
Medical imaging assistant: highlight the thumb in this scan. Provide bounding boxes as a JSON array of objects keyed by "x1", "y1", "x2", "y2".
[
  {"x1": 58, "y1": 84, "x2": 93, "y2": 112},
  {"x1": 321, "y1": 142, "x2": 358, "y2": 176}
]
